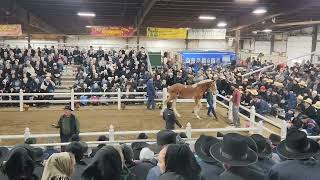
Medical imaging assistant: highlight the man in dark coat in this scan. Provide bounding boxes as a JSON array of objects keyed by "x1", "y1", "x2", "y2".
[
  {"x1": 52, "y1": 105, "x2": 80, "y2": 144},
  {"x1": 303, "y1": 98, "x2": 317, "y2": 120},
  {"x1": 195, "y1": 135, "x2": 224, "y2": 180},
  {"x1": 268, "y1": 129, "x2": 320, "y2": 180},
  {"x1": 147, "y1": 78, "x2": 156, "y2": 110},
  {"x1": 210, "y1": 133, "x2": 266, "y2": 180},
  {"x1": 206, "y1": 89, "x2": 218, "y2": 119},
  {"x1": 162, "y1": 101, "x2": 182, "y2": 130}
]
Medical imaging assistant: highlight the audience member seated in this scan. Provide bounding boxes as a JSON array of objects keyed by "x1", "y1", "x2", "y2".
[
  {"x1": 132, "y1": 133, "x2": 149, "y2": 160},
  {"x1": 42, "y1": 152, "x2": 76, "y2": 180},
  {"x1": 82, "y1": 146, "x2": 122, "y2": 180},
  {"x1": 90, "y1": 135, "x2": 109, "y2": 158},
  {"x1": 195, "y1": 135, "x2": 224, "y2": 180},
  {"x1": 268, "y1": 129, "x2": 320, "y2": 180}
]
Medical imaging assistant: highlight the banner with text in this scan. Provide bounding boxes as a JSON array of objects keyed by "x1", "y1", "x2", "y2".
[
  {"x1": 188, "y1": 29, "x2": 226, "y2": 39},
  {"x1": 0, "y1": 24, "x2": 22, "y2": 36},
  {"x1": 91, "y1": 26, "x2": 134, "y2": 37},
  {"x1": 147, "y1": 27, "x2": 187, "y2": 39}
]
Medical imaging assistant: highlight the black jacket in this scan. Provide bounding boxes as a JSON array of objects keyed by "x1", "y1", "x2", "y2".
[
  {"x1": 71, "y1": 161, "x2": 87, "y2": 180},
  {"x1": 162, "y1": 108, "x2": 182, "y2": 130},
  {"x1": 128, "y1": 159, "x2": 157, "y2": 180},
  {"x1": 199, "y1": 161, "x2": 224, "y2": 180},
  {"x1": 219, "y1": 166, "x2": 266, "y2": 180}
]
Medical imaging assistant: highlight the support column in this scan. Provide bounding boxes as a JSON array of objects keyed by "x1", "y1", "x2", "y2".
[
  {"x1": 270, "y1": 34, "x2": 275, "y2": 54},
  {"x1": 234, "y1": 30, "x2": 240, "y2": 56},
  {"x1": 136, "y1": 28, "x2": 140, "y2": 50},
  {"x1": 27, "y1": 11, "x2": 31, "y2": 49},
  {"x1": 126, "y1": 38, "x2": 129, "y2": 49},
  {"x1": 312, "y1": 25, "x2": 318, "y2": 62},
  {"x1": 185, "y1": 39, "x2": 189, "y2": 50}
]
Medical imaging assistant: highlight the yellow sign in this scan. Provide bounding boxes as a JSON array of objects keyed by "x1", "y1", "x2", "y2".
[
  {"x1": 0, "y1": 24, "x2": 22, "y2": 36},
  {"x1": 147, "y1": 27, "x2": 187, "y2": 39}
]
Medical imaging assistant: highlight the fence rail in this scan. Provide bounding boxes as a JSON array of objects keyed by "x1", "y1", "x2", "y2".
[{"x1": 0, "y1": 88, "x2": 293, "y2": 145}]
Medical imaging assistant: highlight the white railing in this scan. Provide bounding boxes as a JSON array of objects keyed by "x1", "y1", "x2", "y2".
[{"x1": 0, "y1": 88, "x2": 288, "y2": 144}]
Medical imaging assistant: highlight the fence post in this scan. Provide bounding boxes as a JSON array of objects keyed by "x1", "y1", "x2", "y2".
[
  {"x1": 117, "y1": 88, "x2": 121, "y2": 110},
  {"x1": 109, "y1": 125, "x2": 115, "y2": 141},
  {"x1": 186, "y1": 122, "x2": 192, "y2": 139},
  {"x1": 280, "y1": 120, "x2": 287, "y2": 139},
  {"x1": 249, "y1": 106, "x2": 256, "y2": 134},
  {"x1": 19, "y1": 89, "x2": 24, "y2": 112},
  {"x1": 70, "y1": 88, "x2": 75, "y2": 110},
  {"x1": 257, "y1": 121, "x2": 264, "y2": 135},
  {"x1": 228, "y1": 101, "x2": 233, "y2": 122},
  {"x1": 24, "y1": 127, "x2": 30, "y2": 141},
  {"x1": 162, "y1": 88, "x2": 167, "y2": 105}
]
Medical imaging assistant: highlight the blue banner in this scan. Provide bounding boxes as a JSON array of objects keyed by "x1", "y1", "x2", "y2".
[{"x1": 180, "y1": 51, "x2": 236, "y2": 70}]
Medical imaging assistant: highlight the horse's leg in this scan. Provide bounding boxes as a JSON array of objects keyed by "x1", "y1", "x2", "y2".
[
  {"x1": 194, "y1": 98, "x2": 201, "y2": 120},
  {"x1": 172, "y1": 99, "x2": 181, "y2": 117}
]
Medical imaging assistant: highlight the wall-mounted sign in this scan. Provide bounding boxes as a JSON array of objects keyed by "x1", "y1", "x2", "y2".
[
  {"x1": 91, "y1": 26, "x2": 134, "y2": 37},
  {"x1": 147, "y1": 27, "x2": 187, "y2": 39},
  {"x1": 188, "y1": 29, "x2": 226, "y2": 40},
  {"x1": 0, "y1": 24, "x2": 22, "y2": 36}
]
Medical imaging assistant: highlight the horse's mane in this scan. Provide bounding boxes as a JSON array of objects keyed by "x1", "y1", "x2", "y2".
[{"x1": 192, "y1": 79, "x2": 214, "y2": 88}]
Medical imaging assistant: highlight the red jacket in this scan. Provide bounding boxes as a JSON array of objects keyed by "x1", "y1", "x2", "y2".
[{"x1": 232, "y1": 89, "x2": 241, "y2": 107}]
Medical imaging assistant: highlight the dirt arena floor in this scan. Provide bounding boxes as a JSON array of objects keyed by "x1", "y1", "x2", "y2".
[{"x1": 0, "y1": 103, "x2": 280, "y2": 146}]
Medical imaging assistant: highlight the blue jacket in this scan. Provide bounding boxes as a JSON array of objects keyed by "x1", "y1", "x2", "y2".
[
  {"x1": 255, "y1": 99, "x2": 271, "y2": 115},
  {"x1": 147, "y1": 79, "x2": 155, "y2": 97},
  {"x1": 286, "y1": 92, "x2": 297, "y2": 110}
]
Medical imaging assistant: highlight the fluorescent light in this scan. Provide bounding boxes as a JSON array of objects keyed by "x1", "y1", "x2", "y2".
[
  {"x1": 199, "y1": 16, "x2": 216, "y2": 20},
  {"x1": 85, "y1": 26, "x2": 93, "y2": 28},
  {"x1": 252, "y1": 31, "x2": 258, "y2": 34},
  {"x1": 235, "y1": 0, "x2": 257, "y2": 3},
  {"x1": 217, "y1": 22, "x2": 227, "y2": 27},
  {"x1": 253, "y1": 7, "x2": 267, "y2": 14},
  {"x1": 78, "y1": 12, "x2": 96, "y2": 17},
  {"x1": 263, "y1": 29, "x2": 272, "y2": 33}
]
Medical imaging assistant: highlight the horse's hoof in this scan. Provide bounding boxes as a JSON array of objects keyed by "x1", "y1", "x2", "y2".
[{"x1": 177, "y1": 114, "x2": 181, "y2": 118}]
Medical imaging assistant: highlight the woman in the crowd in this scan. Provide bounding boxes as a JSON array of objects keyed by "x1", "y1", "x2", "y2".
[
  {"x1": 159, "y1": 144, "x2": 202, "y2": 180},
  {"x1": 41, "y1": 152, "x2": 76, "y2": 180},
  {"x1": 2, "y1": 145, "x2": 38, "y2": 180},
  {"x1": 82, "y1": 146, "x2": 122, "y2": 180}
]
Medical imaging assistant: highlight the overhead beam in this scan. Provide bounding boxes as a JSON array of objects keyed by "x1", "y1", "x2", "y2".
[
  {"x1": 271, "y1": 21, "x2": 320, "y2": 27},
  {"x1": 134, "y1": 0, "x2": 158, "y2": 29},
  {"x1": 3, "y1": 0, "x2": 60, "y2": 34},
  {"x1": 229, "y1": 0, "x2": 320, "y2": 32}
]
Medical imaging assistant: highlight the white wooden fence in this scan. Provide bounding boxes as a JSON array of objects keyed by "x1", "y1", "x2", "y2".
[{"x1": 0, "y1": 88, "x2": 307, "y2": 148}]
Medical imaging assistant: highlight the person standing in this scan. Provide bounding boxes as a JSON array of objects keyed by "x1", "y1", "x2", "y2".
[
  {"x1": 206, "y1": 89, "x2": 218, "y2": 119},
  {"x1": 147, "y1": 77, "x2": 156, "y2": 110},
  {"x1": 231, "y1": 85, "x2": 241, "y2": 128},
  {"x1": 162, "y1": 102, "x2": 182, "y2": 130},
  {"x1": 52, "y1": 105, "x2": 80, "y2": 144}
]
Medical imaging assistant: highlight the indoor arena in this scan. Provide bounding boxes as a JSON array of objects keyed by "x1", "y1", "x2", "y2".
[{"x1": 0, "y1": 0, "x2": 319, "y2": 180}]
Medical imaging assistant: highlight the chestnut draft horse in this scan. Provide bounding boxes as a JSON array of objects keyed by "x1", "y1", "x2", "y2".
[{"x1": 161, "y1": 79, "x2": 217, "y2": 119}]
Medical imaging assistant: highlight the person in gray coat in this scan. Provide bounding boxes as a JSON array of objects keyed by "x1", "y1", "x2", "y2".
[
  {"x1": 210, "y1": 133, "x2": 266, "y2": 180},
  {"x1": 268, "y1": 129, "x2": 320, "y2": 180}
]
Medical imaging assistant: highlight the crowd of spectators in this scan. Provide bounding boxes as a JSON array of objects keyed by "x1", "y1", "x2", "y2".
[
  {"x1": 0, "y1": 129, "x2": 319, "y2": 180},
  {"x1": 156, "y1": 57, "x2": 320, "y2": 135}
]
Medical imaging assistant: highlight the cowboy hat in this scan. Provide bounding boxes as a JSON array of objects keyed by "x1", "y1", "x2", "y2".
[
  {"x1": 313, "y1": 101, "x2": 320, "y2": 109},
  {"x1": 33, "y1": 147, "x2": 49, "y2": 162},
  {"x1": 277, "y1": 129, "x2": 319, "y2": 160},
  {"x1": 148, "y1": 130, "x2": 176, "y2": 153},
  {"x1": 210, "y1": 133, "x2": 258, "y2": 166},
  {"x1": 304, "y1": 98, "x2": 313, "y2": 105},
  {"x1": 266, "y1": 79, "x2": 274, "y2": 83},
  {"x1": 273, "y1": 82, "x2": 284, "y2": 87},
  {"x1": 299, "y1": 81, "x2": 307, "y2": 87},
  {"x1": 269, "y1": 134, "x2": 281, "y2": 146},
  {"x1": 250, "y1": 134, "x2": 272, "y2": 158},
  {"x1": 45, "y1": 73, "x2": 51, "y2": 77},
  {"x1": 195, "y1": 135, "x2": 221, "y2": 163},
  {"x1": 243, "y1": 78, "x2": 249, "y2": 82},
  {"x1": 250, "y1": 89, "x2": 259, "y2": 96},
  {"x1": 297, "y1": 95, "x2": 304, "y2": 101}
]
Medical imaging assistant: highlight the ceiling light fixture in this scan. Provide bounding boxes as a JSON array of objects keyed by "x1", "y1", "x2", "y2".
[
  {"x1": 263, "y1": 29, "x2": 272, "y2": 33},
  {"x1": 85, "y1": 26, "x2": 93, "y2": 28},
  {"x1": 253, "y1": 7, "x2": 267, "y2": 14},
  {"x1": 78, "y1": 12, "x2": 96, "y2": 17},
  {"x1": 235, "y1": 0, "x2": 257, "y2": 3},
  {"x1": 199, "y1": 16, "x2": 216, "y2": 20},
  {"x1": 252, "y1": 31, "x2": 258, "y2": 34},
  {"x1": 217, "y1": 22, "x2": 227, "y2": 27}
]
